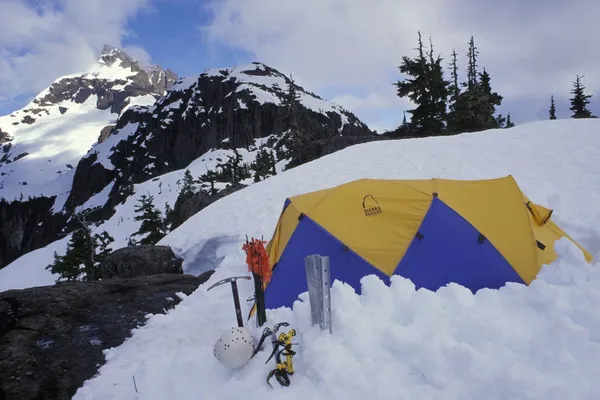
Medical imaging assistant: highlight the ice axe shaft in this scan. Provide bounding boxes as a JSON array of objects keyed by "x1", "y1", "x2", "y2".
[{"x1": 207, "y1": 276, "x2": 251, "y2": 327}]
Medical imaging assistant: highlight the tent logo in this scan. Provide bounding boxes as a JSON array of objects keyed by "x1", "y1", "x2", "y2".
[{"x1": 362, "y1": 194, "x2": 382, "y2": 216}]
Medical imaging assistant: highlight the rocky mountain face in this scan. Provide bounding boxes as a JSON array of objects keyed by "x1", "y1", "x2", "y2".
[
  {"x1": 24, "y1": 45, "x2": 177, "y2": 117},
  {"x1": 0, "y1": 46, "x2": 178, "y2": 269},
  {"x1": 67, "y1": 62, "x2": 376, "y2": 207},
  {"x1": 0, "y1": 58, "x2": 382, "y2": 270}
]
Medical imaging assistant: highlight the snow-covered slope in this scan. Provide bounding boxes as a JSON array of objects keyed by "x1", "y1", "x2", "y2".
[
  {"x1": 0, "y1": 45, "x2": 176, "y2": 204},
  {"x1": 3, "y1": 118, "x2": 600, "y2": 398},
  {"x1": 71, "y1": 118, "x2": 600, "y2": 399}
]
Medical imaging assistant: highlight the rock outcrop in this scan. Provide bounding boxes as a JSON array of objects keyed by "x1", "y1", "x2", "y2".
[
  {"x1": 0, "y1": 197, "x2": 68, "y2": 268},
  {"x1": 32, "y1": 45, "x2": 177, "y2": 115},
  {"x1": 0, "y1": 272, "x2": 214, "y2": 400},
  {"x1": 98, "y1": 245, "x2": 183, "y2": 279}
]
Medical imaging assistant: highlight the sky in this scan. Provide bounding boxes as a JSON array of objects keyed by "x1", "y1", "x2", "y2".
[{"x1": 1, "y1": 0, "x2": 599, "y2": 132}]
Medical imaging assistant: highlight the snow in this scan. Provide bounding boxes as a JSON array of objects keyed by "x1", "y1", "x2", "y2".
[
  {"x1": 58, "y1": 62, "x2": 138, "y2": 82},
  {"x1": 0, "y1": 95, "x2": 114, "y2": 202},
  {"x1": 0, "y1": 61, "x2": 161, "y2": 204},
  {"x1": 199, "y1": 63, "x2": 352, "y2": 127},
  {"x1": 3, "y1": 118, "x2": 600, "y2": 399},
  {"x1": 88, "y1": 122, "x2": 140, "y2": 171},
  {"x1": 0, "y1": 235, "x2": 67, "y2": 291},
  {"x1": 77, "y1": 179, "x2": 115, "y2": 212},
  {"x1": 171, "y1": 76, "x2": 198, "y2": 92},
  {"x1": 119, "y1": 95, "x2": 157, "y2": 115}
]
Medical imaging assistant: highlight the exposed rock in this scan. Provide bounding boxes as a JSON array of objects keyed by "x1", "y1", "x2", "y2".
[
  {"x1": 0, "y1": 129, "x2": 11, "y2": 144},
  {"x1": 98, "y1": 245, "x2": 184, "y2": 279},
  {"x1": 169, "y1": 184, "x2": 247, "y2": 230},
  {"x1": 98, "y1": 125, "x2": 114, "y2": 144},
  {"x1": 75, "y1": 62, "x2": 374, "y2": 190},
  {"x1": 58, "y1": 106, "x2": 67, "y2": 115},
  {"x1": 20, "y1": 115, "x2": 35, "y2": 125},
  {"x1": 0, "y1": 272, "x2": 214, "y2": 400},
  {"x1": 0, "y1": 197, "x2": 69, "y2": 269}
]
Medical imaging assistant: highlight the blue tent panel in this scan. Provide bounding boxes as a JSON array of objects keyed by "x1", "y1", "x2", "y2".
[
  {"x1": 394, "y1": 197, "x2": 525, "y2": 292},
  {"x1": 263, "y1": 215, "x2": 390, "y2": 310}
]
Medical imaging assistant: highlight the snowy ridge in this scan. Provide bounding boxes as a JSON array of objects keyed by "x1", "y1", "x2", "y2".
[{"x1": 202, "y1": 62, "x2": 355, "y2": 127}]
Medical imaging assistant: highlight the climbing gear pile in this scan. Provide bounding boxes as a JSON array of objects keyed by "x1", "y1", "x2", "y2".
[
  {"x1": 265, "y1": 328, "x2": 296, "y2": 387},
  {"x1": 251, "y1": 322, "x2": 297, "y2": 388},
  {"x1": 242, "y1": 236, "x2": 271, "y2": 327}
]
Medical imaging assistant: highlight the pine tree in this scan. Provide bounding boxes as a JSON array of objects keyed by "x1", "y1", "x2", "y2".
[
  {"x1": 425, "y1": 37, "x2": 450, "y2": 133},
  {"x1": 179, "y1": 169, "x2": 196, "y2": 197},
  {"x1": 446, "y1": 49, "x2": 461, "y2": 132},
  {"x1": 505, "y1": 114, "x2": 515, "y2": 128},
  {"x1": 164, "y1": 202, "x2": 173, "y2": 231},
  {"x1": 549, "y1": 95, "x2": 557, "y2": 120},
  {"x1": 394, "y1": 32, "x2": 449, "y2": 135},
  {"x1": 131, "y1": 194, "x2": 167, "y2": 245},
  {"x1": 46, "y1": 212, "x2": 114, "y2": 282},
  {"x1": 200, "y1": 169, "x2": 218, "y2": 195},
  {"x1": 478, "y1": 68, "x2": 503, "y2": 128},
  {"x1": 282, "y1": 75, "x2": 311, "y2": 168},
  {"x1": 452, "y1": 37, "x2": 503, "y2": 132},
  {"x1": 569, "y1": 75, "x2": 595, "y2": 118},
  {"x1": 251, "y1": 147, "x2": 277, "y2": 182},
  {"x1": 220, "y1": 149, "x2": 250, "y2": 185}
]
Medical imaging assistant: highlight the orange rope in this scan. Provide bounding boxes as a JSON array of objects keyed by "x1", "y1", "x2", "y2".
[{"x1": 242, "y1": 238, "x2": 272, "y2": 286}]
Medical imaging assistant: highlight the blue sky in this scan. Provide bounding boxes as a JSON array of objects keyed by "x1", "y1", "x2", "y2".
[{"x1": 1, "y1": 0, "x2": 599, "y2": 131}]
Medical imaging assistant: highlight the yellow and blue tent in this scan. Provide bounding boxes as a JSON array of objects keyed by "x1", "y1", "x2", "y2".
[{"x1": 262, "y1": 176, "x2": 592, "y2": 310}]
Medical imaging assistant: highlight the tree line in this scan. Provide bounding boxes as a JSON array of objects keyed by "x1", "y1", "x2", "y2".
[
  {"x1": 45, "y1": 147, "x2": 279, "y2": 282},
  {"x1": 393, "y1": 32, "x2": 596, "y2": 137}
]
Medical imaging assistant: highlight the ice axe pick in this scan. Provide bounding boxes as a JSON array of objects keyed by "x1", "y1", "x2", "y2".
[{"x1": 207, "y1": 276, "x2": 251, "y2": 327}]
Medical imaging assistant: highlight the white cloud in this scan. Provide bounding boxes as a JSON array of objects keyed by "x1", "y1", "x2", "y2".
[
  {"x1": 0, "y1": 0, "x2": 151, "y2": 111},
  {"x1": 202, "y1": 0, "x2": 600, "y2": 130}
]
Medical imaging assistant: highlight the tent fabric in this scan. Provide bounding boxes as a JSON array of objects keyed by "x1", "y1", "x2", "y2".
[{"x1": 262, "y1": 175, "x2": 593, "y2": 311}]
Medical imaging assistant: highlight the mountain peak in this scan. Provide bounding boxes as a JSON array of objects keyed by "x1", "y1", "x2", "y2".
[{"x1": 98, "y1": 45, "x2": 140, "y2": 71}]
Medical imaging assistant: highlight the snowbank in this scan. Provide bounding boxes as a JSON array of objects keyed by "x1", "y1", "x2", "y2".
[{"x1": 73, "y1": 238, "x2": 600, "y2": 399}]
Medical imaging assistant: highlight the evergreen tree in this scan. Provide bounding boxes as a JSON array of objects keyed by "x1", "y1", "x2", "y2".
[
  {"x1": 131, "y1": 194, "x2": 167, "y2": 245},
  {"x1": 426, "y1": 37, "x2": 450, "y2": 132},
  {"x1": 466, "y1": 36, "x2": 479, "y2": 90},
  {"x1": 452, "y1": 37, "x2": 503, "y2": 132},
  {"x1": 46, "y1": 212, "x2": 114, "y2": 282},
  {"x1": 478, "y1": 68, "x2": 503, "y2": 128},
  {"x1": 282, "y1": 75, "x2": 312, "y2": 168},
  {"x1": 569, "y1": 75, "x2": 595, "y2": 118},
  {"x1": 220, "y1": 149, "x2": 250, "y2": 184},
  {"x1": 164, "y1": 202, "x2": 173, "y2": 231},
  {"x1": 495, "y1": 114, "x2": 507, "y2": 128},
  {"x1": 549, "y1": 95, "x2": 557, "y2": 120},
  {"x1": 251, "y1": 147, "x2": 277, "y2": 182},
  {"x1": 505, "y1": 114, "x2": 515, "y2": 128},
  {"x1": 446, "y1": 49, "x2": 461, "y2": 132},
  {"x1": 179, "y1": 169, "x2": 196, "y2": 197},
  {"x1": 200, "y1": 169, "x2": 218, "y2": 195},
  {"x1": 394, "y1": 32, "x2": 449, "y2": 135}
]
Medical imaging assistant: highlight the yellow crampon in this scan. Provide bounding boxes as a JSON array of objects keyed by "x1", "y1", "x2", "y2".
[{"x1": 266, "y1": 329, "x2": 296, "y2": 387}]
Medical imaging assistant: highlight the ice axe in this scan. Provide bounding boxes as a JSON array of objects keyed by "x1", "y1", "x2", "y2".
[{"x1": 207, "y1": 276, "x2": 251, "y2": 327}]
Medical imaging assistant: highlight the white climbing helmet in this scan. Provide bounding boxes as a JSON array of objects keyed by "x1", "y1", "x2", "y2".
[{"x1": 213, "y1": 326, "x2": 255, "y2": 369}]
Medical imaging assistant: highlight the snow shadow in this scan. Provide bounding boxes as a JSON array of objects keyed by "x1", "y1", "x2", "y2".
[{"x1": 182, "y1": 235, "x2": 242, "y2": 275}]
